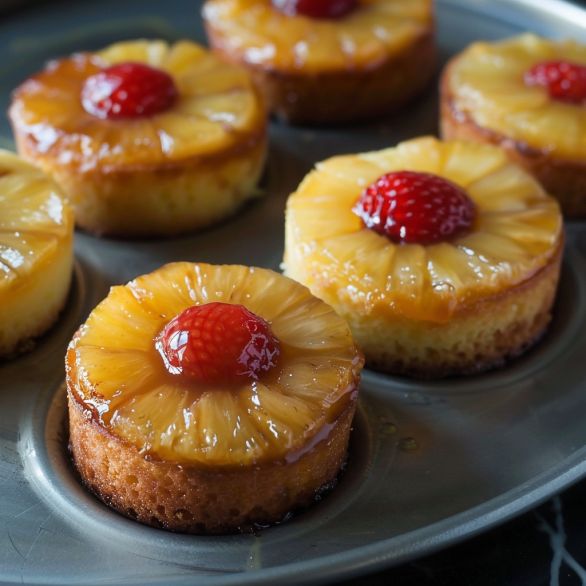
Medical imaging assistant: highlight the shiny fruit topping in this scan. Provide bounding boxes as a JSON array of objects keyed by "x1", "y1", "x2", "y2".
[
  {"x1": 524, "y1": 60, "x2": 586, "y2": 104},
  {"x1": 272, "y1": 0, "x2": 357, "y2": 20},
  {"x1": 81, "y1": 62, "x2": 178, "y2": 119},
  {"x1": 156, "y1": 302, "x2": 280, "y2": 384},
  {"x1": 353, "y1": 171, "x2": 476, "y2": 245}
]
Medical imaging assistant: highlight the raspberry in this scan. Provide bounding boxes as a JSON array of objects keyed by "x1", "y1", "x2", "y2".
[
  {"x1": 272, "y1": 0, "x2": 357, "y2": 19},
  {"x1": 156, "y1": 303, "x2": 280, "y2": 384},
  {"x1": 353, "y1": 171, "x2": 476, "y2": 245},
  {"x1": 525, "y1": 60, "x2": 586, "y2": 104},
  {"x1": 81, "y1": 62, "x2": 178, "y2": 119}
]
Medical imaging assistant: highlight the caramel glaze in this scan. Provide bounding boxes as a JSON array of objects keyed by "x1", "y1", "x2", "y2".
[
  {"x1": 318, "y1": 237, "x2": 564, "y2": 326},
  {"x1": 66, "y1": 332, "x2": 362, "y2": 470},
  {"x1": 10, "y1": 53, "x2": 267, "y2": 174},
  {"x1": 66, "y1": 383, "x2": 359, "y2": 472},
  {"x1": 13, "y1": 113, "x2": 267, "y2": 176}
]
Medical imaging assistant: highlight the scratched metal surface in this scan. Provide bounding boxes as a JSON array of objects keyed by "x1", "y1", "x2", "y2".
[{"x1": 1, "y1": 1, "x2": 586, "y2": 585}]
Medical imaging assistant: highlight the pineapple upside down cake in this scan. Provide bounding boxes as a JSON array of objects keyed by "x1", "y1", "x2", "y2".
[
  {"x1": 67, "y1": 262, "x2": 364, "y2": 533},
  {"x1": 441, "y1": 34, "x2": 586, "y2": 217},
  {"x1": 0, "y1": 150, "x2": 73, "y2": 358},
  {"x1": 284, "y1": 136, "x2": 563, "y2": 378},
  {"x1": 9, "y1": 40, "x2": 267, "y2": 237},
  {"x1": 203, "y1": 0, "x2": 436, "y2": 124}
]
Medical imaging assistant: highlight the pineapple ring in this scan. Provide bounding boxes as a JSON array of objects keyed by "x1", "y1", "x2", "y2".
[
  {"x1": 203, "y1": 0, "x2": 432, "y2": 72},
  {"x1": 0, "y1": 149, "x2": 73, "y2": 357},
  {"x1": 9, "y1": 40, "x2": 267, "y2": 237},
  {"x1": 443, "y1": 34, "x2": 586, "y2": 161},
  {"x1": 67, "y1": 263, "x2": 363, "y2": 467},
  {"x1": 10, "y1": 40, "x2": 265, "y2": 168},
  {"x1": 285, "y1": 136, "x2": 563, "y2": 325}
]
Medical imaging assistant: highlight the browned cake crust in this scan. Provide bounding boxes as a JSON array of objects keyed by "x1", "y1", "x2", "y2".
[
  {"x1": 354, "y1": 243, "x2": 563, "y2": 379},
  {"x1": 206, "y1": 28, "x2": 436, "y2": 125},
  {"x1": 68, "y1": 391, "x2": 356, "y2": 534},
  {"x1": 440, "y1": 64, "x2": 586, "y2": 218}
]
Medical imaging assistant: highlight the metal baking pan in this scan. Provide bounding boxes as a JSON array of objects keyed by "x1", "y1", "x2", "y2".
[{"x1": 1, "y1": 0, "x2": 586, "y2": 584}]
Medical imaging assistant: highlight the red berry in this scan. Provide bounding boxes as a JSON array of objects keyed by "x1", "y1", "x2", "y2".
[
  {"x1": 525, "y1": 60, "x2": 586, "y2": 104},
  {"x1": 81, "y1": 62, "x2": 178, "y2": 119},
  {"x1": 353, "y1": 171, "x2": 476, "y2": 245},
  {"x1": 272, "y1": 0, "x2": 357, "y2": 19},
  {"x1": 156, "y1": 302, "x2": 280, "y2": 384}
]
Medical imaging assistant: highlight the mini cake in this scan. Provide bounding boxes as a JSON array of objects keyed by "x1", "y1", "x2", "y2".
[
  {"x1": 66, "y1": 262, "x2": 363, "y2": 533},
  {"x1": 441, "y1": 34, "x2": 586, "y2": 217},
  {"x1": 9, "y1": 40, "x2": 267, "y2": 237},
  {"x1": 0, "y1": 150, "x2": 73, "y2": 357},
  {"x1": 284, "y1": 137, "x2": 563, "y2": 378},
  {"x1": 203, "y1": 0, "x2": 436, "y2": 124}
]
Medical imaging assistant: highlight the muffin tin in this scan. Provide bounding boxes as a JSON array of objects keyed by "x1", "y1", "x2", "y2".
[{"x1": 1, "y1": 0, "x2": 586, "y2": 584}]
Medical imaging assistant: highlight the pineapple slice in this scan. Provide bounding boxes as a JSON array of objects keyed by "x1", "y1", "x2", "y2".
[
  {"x1": 67, "y1": 263, "x2": 363, "y2": 466},
  {"x1": 284, "y1": 137, "x2": 563, "y2": 324},
  {"x1": 203, "y1": 0, "x2": 433, "y2": 73},
  {"x1": 0, "y1": 150, "x2": 73, "y2": 356},
  {"x1": 10, "y1": 40, "x2": 265, "y2": 170},
  {"x1": 445, "y1": 34, "x2": 586, "y2": 159},
  {"x1": 9, "y1": 40, "x2": 267, "y2": 236}
]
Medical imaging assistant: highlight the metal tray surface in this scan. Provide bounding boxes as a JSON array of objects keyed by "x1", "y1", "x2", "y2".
[{"x1": 1, "y1": 0, "x2": 586, "y2": 584}]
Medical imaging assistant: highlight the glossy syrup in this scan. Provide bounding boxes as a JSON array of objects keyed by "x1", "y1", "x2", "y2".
[{"x1": 68, "y1": 325, "x2": 360, "y2": 469}]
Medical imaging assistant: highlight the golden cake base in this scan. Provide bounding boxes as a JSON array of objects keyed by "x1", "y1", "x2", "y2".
[
  {"x1": 0, "y1": 238, "x2": 73, "y2": 358},
  {"x1": 341, "y1": 244, "x2": 562, "y2": 378},
  {"x1": 14, "y1": 133, "x2": 267, "y2": 238}
]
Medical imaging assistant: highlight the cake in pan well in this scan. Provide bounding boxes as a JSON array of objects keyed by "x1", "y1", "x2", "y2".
[
  {"x1": 441, "y1": 34, "x2": 586, "y2": 217},
  {"x1": 67, "y1": 262, "x2": 363, "y2": 533},
  {"x1": 284, "y1": 136, "x2": 563, "y2": 378},
  {"x1": 9, "y1": 40, "x2": 267, "y2": 237},
  {"x1": 0, "y1": 150, "x2": 73, "y2": 358},
  {"x1": 203, "y1": 0, "x2": 436, "y2": 124}
]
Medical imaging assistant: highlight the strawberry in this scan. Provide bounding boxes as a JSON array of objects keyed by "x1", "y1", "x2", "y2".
[
  {"x1": 525, "y1": 60, "x2": 586, "y2": 104},
  {"x1": 353, "y1": 171, "x2": 475, "y2": 245},
  {"x1": 272, "y1": 0, "x2": 357, "y2": 20},
  {"x1": 156, "y1": 302, "x2": 280, "y2": 384},
  {"x1": 81, "y1": 62, "x2": 178, "y2": 119}
]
